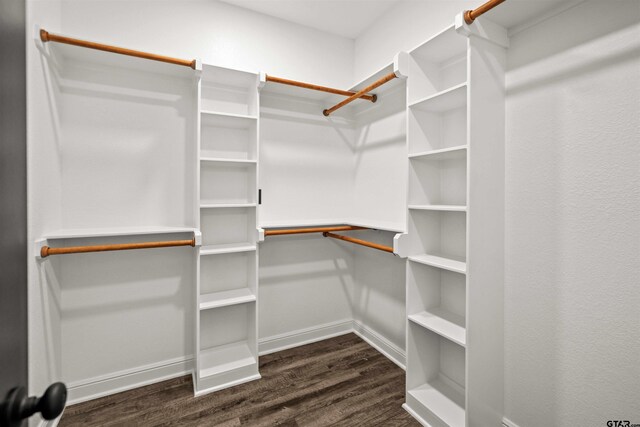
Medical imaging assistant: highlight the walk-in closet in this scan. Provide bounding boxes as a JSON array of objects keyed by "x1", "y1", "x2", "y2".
[{"x1": 1, "y1": 0, "x2": 638, "y2": 426}]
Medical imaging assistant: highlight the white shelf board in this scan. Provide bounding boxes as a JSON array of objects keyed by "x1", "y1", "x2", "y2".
[
  {"x1": 42, "y1": 226, "x2": 197, "y2": 240},
  {"x1": 409, "y1": 309, "x2": 466, "y2": 347},
  {"x1": 409, "y1": 254, "x2": 466, "y2": 274},
  {"x1": 409, "y1": 25, "x2": 467, "y2": 64},
  {"x1": 408, "y1": 205, "x2": 467, "y2": 212},
  {"x1": 200, "y1": 110, "x2": 257, "y2": 122},
  {"x1": 200, "y1": 242, "x2": 256, "y2": 256},
  {"x1": 409, "y1": 145, "x2": 467, "y2": 161},
  {"x1": 200, "y1": 157, "x2": 257, "y2": 165},
  {"x1": 199, "y1": 288, "x2": 256, "y2": 311},
  {"x1": 260, "y1": 219, "x2": 404, "y2": 235},
  {"x1": 409, "y1": 83, "x2": 467, "y2": 113},
  {"x1": 408, "y1": 378, "x2": 465, "y2": 427},
  {"x1": 45, "y1": 38, "x2": 196, "y2": 79},
  {"x1": 199, "y1": 341, "x2": 256, "y2": 379},
  {"x1": 201, "y1": 63, "x2": 258, "y2": 88},
  {"x1": 200, "y1": 111, "x2": 257, "y2": 129},
  {"x1": 200, "y1": 203, "x2": 256, "y2": 209}
]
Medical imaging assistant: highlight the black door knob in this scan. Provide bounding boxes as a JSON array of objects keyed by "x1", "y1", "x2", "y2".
[{"x1": 0, "y1": 382, "x2": 67, "y2": 427}]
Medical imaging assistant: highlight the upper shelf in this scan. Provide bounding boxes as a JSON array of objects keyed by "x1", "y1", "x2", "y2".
[
  {"x1": 410, "y1": 25, "x2": 467, "y2": 65},
  {"x1": 41, "y1": 226, "x2": 198, "y2": 240},
  {"x1": 41, "y1": 32, "x2": 196, "y2": 79},
  {"x1": 201, "y1": 63, "x2": 259, "y2": 89}
]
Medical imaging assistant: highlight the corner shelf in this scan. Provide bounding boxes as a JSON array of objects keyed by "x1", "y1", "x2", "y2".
[
  {"x1": 199, "y1": 288, "x2": 256, "y2": 311},
  {"x1": 408, "y1": 254, "x2": 467, "y2": 274},
  {"x1": 409, "y1": 309, "x2": 466, "y2": 347}
]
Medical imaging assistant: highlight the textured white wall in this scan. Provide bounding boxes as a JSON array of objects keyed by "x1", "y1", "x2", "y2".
[
  {"x1": 27, "y1": 0, "x2": 63, "y2": 414},
  {"x1": 354, "y1": 0, "x2": 481, "y2": 83},
  {"x1": 60, "y1": 0, "x2": 355, "y2": 88},
  {"x1": 504, "y1": 1, "x2": 640, "y2": 425}
]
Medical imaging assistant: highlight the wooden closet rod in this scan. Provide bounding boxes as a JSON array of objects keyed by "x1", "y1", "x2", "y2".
[
  {"x1": 464, "y1": 0, "x2": 507, "y2": 24},
  {"x1": 265, "y1": 225, "x2": 367, "y2": 236},
  {"x1": 322, "y1": 232, "x2": 394, "y2": 254},
  {"x1": 39, "y1": 29, "x2": 197, "y2": 70},
  {"x1": 323, "y1": 72, "x2": 397, "y2": 116},
  {"x1": 265, "y1": 75, "x2": 377, "y2": 102},
  {"x1": 40, "y1": 238, "x2": 196, "y2": 258}
]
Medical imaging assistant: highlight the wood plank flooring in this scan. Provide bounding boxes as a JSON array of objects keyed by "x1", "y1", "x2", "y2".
[{"x1": 60, "y1": 333, "x2": 419, "y2": 426}]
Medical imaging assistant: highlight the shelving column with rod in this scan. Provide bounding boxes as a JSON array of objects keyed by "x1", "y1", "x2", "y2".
[
  {"x1": 194, "y1": 64, "x2": 263, "y2": 396},
  {"x1": 398, "y1": 15, "x2": 508, "y2": 427}
]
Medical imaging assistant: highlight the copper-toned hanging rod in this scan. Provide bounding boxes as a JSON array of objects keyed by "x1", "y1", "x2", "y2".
[
  {"x1": 323, "y1": 72, "x2": 397, "y2": 117},
  {"x1": 464, "y1": 0, "x2": 507, "y2": 24},
  {"x1": 265, "y1": 225, "x2": 367, "y2": 236},
  {"x1": 266, "y1": 75, "x2": 377, "y2": 103},
  {"x1": 40, "y1": 238, "x2": 196, "y2": 258},
  {"x1": 39, "y1": 29, "x2": 197, "y2": 70},
  {"x1": 322, "y1": 232, "x2": 394, "y2": 254}
]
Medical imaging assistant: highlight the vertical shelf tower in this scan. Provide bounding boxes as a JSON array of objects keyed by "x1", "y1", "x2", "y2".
[
  {"x1": 402, "y1": 16, "x2": 508, "y2": 427},
  {"x1": 194, "y1": 64, "x2": 262, "y2": 395}
]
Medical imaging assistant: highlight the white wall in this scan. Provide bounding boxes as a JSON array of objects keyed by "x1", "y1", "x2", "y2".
[
  {"x1": 504, "y1": 1, "x2": 640, "y2": 425},
  {"x1": 27, "y1": 0, "x2": 63, "y2": 413},
  {"x1": 59, "y1": 0, "x2": 354, "y2": 88},
  {"x1": 354, "y1": 0, "x2": 482, "y2": 83},
  {"x1": 27, "y1": 0, "x2": 357, "y2": 406},
  {"x1": 356, "y1": 0, "x2": 640, "y2": 424}
]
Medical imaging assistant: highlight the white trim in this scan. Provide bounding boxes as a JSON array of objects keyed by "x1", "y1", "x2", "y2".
[
  {"x1": 503, "y1": 417, "x2": 522, "y2": 427},
  {"x1": 402, "y1": 403, "x2": 432, "y2": 427},
  {"x1": 258, "y1": 319, "x2": 353, "y2": 355},
  {"x1": 193, "y1": 373, "x2": 261, "y2": 397},
  {"x1": 61, "y1": 320, "x2": 406, "y2": 406},
  {"x1": 66, "y1": 356, "x2": 193, "y2": 405},
  {"x1": 352, "y1": 320, "x2": 406, "y2": 370}
]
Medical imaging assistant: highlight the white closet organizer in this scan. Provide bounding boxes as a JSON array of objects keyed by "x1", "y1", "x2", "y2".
[
  {"x1": 194, "y1": 64, "x2": 262, "y2": 395},
  {"x1": 398, "y1": 16, "x2": 507, "y2": 427}
]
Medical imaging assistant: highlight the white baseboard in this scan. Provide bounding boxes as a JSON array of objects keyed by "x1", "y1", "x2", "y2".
[
  {"x1": 36, "y1": 419, "x2": 59, "y2": 427},
  {"x1": 402, "y1": 403, "x2": 431, "y2": 426},
  {"x1": 352, "y1": 320, "x2": 406, "y2": 370},
  {"x1": 63, "y1": 320, "x2": 405, "y2": 407},
  {"x1": 503, "y1": 417, "x2": 521, "y2": 427},
  {"x1": 258, "y1": 319, "x2": 353, "y2": 355},
  {"x1": 66, "y1": 355, "x2": 193, "y2": 405}
]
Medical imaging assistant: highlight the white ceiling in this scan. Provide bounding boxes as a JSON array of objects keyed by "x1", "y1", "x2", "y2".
[{"x1": 219, "y1": 0, "x2": 401, "y2": 39}]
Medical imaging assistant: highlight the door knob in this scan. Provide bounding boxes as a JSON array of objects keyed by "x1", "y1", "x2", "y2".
[{"x1": 0, "y1": 382, "x2": 67, "y2": 427}]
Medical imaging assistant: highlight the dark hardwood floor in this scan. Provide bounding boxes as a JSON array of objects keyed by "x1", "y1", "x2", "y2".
[{"x1": 60, "y1": 333, "x2": 419, "y2": 426}]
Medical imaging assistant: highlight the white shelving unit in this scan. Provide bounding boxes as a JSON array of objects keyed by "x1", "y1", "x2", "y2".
[
  {"x1": 401, "y1": 17, "x2": 507, "y2": 427},
  {"x1": 194, "y1": 64, "x2": 262, "y2": 396}
]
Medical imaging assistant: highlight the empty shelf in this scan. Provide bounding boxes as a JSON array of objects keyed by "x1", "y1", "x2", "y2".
[
  {"x1": 200, "y1": 157, "x2": 257, "y2": 164},
  {"x1": 199, "y1": 288, "x2": 256, "y2": 310},
  {"x1": 200, "y1": 110, "x2": 257, "y2": 121},
  {"x1": 409, "y1": 309, "x2": 466, "y2": 347},
  {"x1": 199, "y1": 341, "x2": 256, "y2": 379},
  {"x1": 409, "y1": 145, "x2": 467, "y2": 161},
  {"x1": 42, "y1": 226, "x2": 197, "y2": 240},
  {"x1": 408, "y1": 378, "x2": 465, "y2": 427},
  {"x1": 409, "y1": 254, "x2": 466, "y2": 274},
  {"x1": 409, "y1": 205, "x2": 467, "y2": 212},
  {"x1": 200, "y1": 242, "x2": 256, "y2": 256},
  {"x1": 409, "y1": 83, "x2": 467, "y2": 113},
  {"x1": 200, "y1": 203, "x2": 257, "y2": 209}
]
